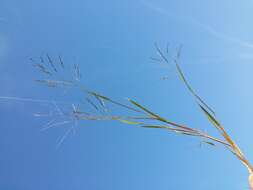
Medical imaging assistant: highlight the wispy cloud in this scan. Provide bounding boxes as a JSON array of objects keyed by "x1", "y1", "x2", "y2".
[
  {"x1": 139, "y1": 0, "x2": 253, "y2": 49},
  {"x1": 139, "y1": 0, "x2": 183, "y2": 22},
  {"x1": 190, "y1": 19, "x2": 253, "y2": 49}
]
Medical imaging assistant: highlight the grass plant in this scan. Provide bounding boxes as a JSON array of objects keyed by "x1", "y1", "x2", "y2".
[{"x1": 1, "y1": 44, "x2": 252, "y2": 189}]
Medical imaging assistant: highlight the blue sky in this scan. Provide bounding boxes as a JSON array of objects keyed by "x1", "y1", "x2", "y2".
[{"x1": 1, "y1": 0, "x2": 253, "y2": 189}]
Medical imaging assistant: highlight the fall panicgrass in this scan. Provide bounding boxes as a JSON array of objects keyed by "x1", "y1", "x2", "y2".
[
  {"x1": 29, "y1": 49, "x2": 253, "y2": 189},
  {"x1": 1, "y1": 46, "x2": 252, "y2": 188}
]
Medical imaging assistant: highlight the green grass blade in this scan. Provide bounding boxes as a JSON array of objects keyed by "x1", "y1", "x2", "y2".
[
  {"x1": 198, "y1": 103, "x2": 249, "y2": 165},
  {"x1": 141, "y1": 125, "x2": 166, "y2": 129},
  {"x1": 175, "y1": 63, "x2": 216, "y2": 116},
  {"x1": 198, "y1": 104, "x2": 220, "y2": 128},
  {"x1": 202, "y1": 141, "x2": 216, "y2": 146},
  {"x1": 128, "y1": 99, "x2": 168, "y2": 122},
  {"x1": 88, "y1": 91, "x2": 143, "y2": 114},
  {"x1": 128, "y1": 99, "x2": 197, "y2": 133},
  {"x1": 117, "y1": 119, "x2": 143, "y2": 125}
]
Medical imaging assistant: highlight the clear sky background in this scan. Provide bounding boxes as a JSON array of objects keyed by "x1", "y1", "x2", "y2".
[{"x1": 1, "y1": 0, "x2": 253, "y2": 189}]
